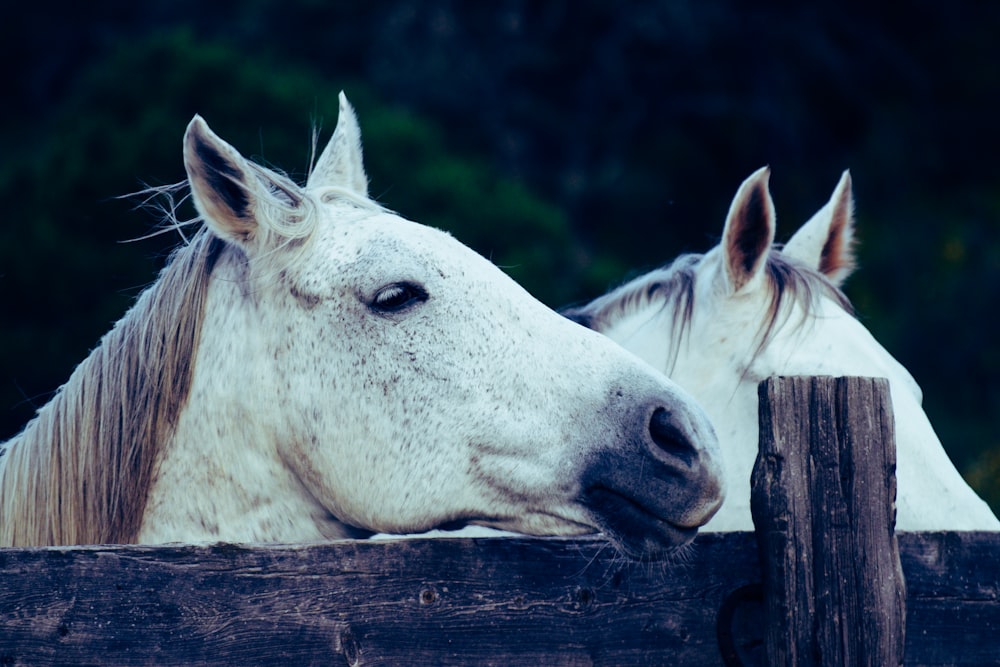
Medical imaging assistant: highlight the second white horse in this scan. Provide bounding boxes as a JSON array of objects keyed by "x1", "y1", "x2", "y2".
[{"x1": 565, "y1": 167, "x2": 999, "y2": 531}]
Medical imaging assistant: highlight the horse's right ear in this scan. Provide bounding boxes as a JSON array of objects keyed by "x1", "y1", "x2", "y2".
[
  {"x1": 184, "y1": 115, "x2": 305, "y2": 250},
  {"x1": 721, "y1": 166, "x2": 775, "y2": 295},
  {"x1": 783, "y1": 170, "x2": 856, "y2": 286},
  {"x1": 184, "y1": 115, "x2": 259, "y2": 244}
]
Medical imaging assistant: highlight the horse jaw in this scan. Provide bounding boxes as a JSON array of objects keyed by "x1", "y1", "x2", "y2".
[{"x1": 783, "y1": 169, "x2": 857, "y2": 285}]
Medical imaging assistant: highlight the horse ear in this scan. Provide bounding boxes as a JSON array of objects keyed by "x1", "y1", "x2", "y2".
[
  {"x1": 721, "y1": 166, "x2": 776, "y2": 294},
  {"x1": 783, "y1": 170, "x2": 856, "y2": 286},
  {"x1": 184, "y1": 115, "x2": 258, "y2": 243},
  {"x1": 306, "y1": 91, "x2": 369, "y2": 195},
  {"x1": 184, "y1": 115, "x2": 304, "y2": 249}
]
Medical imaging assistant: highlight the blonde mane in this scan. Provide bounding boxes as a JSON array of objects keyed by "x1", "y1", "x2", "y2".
[
  {"x1": 0, "y1": 154, "x2": 378, "y2": 547},
  {"x1": 0, "y1": 228, "x2": 225, "y2": 546}
]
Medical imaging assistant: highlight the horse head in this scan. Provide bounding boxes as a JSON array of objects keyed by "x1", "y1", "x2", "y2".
[{"x1": 134, "y1": 94, "x2": 725, "y2": 555}]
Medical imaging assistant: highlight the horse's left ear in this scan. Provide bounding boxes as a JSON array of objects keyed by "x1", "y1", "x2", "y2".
[
  {"x1": 784, "y1": 170, "x2": 856, "y2": 286},
  {"x1": 721, "y1": 166, "x2": 776, "y2": 295},
  {"x1": 306, "y1": 91, "x2": 369, "y2": 195}
]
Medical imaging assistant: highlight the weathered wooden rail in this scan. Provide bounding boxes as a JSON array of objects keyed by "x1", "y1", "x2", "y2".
[{"x1": 1, "y1": 377, "x2": 998, "y2": 666}]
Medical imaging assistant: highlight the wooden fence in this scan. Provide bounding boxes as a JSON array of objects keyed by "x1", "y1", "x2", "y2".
[{"x1": 1, "y1": 377, "x2": 998, "y2": 666}]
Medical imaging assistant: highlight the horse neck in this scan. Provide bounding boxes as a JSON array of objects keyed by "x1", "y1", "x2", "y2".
[
  {"x1": 757, "y1": 297, "x2": 923, "y2": 401},
  {"x1": 0, "y1": 232, "x2": 222, "y2": 546}
]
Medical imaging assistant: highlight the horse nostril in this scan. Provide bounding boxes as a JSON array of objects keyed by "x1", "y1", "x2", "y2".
[{"x1": 649, "y1": 407, "x2": 696, "y2": 467}]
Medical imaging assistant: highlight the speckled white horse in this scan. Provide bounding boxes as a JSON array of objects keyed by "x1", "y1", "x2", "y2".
[
  {"x1": 565, "y1": 167, "x2": 998, "y2": 531},
  {"x1": 0, "y1": 94, "x2": 723, "y2": 554}
]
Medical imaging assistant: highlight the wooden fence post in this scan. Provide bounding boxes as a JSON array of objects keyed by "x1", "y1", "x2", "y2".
[{"x1": 750, "y1": 376, "x2": 906, "y2": 666}]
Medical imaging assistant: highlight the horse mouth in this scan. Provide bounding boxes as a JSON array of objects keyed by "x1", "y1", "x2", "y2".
[{"x1": 584, "y1": 485, "x2": 700, "y2": 558}]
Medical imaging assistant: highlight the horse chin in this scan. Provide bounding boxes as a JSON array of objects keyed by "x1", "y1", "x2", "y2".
[{"x1": 584, "y1": 486, "x2": 704, "y2": 559}]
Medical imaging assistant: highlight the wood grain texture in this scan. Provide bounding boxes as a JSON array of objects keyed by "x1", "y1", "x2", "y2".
[
  {"x1": 0, "y1": 533, "x2": 997, "y2": 666},
  {"x1": 0, "y1": 534, "x2": 761, "y2": 666},
  {"x1": 751, "y1": 376, "x2": 905, "y2": 666}
]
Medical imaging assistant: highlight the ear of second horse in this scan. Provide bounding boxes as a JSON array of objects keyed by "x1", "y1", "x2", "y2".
[
  {"x1": 722, "y1": 166, "x2": 776, "y2": 295},
  {"x1": 784, "y1": 169, "x2": 856, "y2": 286}
]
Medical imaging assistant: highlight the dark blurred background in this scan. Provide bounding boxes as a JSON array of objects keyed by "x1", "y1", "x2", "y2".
[{"x1": 3, "y1": 1, "x2": 999, "y2": 510}]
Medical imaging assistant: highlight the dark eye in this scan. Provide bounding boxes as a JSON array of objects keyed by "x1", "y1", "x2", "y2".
[{"x1": 370, "y1": 282, "x2": 428, "y2": 314}]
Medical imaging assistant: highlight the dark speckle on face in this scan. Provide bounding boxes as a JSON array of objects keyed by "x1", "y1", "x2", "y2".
[{"x1": 290, "y1": 284, "x2": 321, "y2": 309}]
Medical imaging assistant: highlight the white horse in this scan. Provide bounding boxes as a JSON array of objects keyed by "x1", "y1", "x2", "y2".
[
  {"x1": 0, "y1": 94, "x2": 724, "y2": 555},
  {"x1": 565, "y1": 167, "x2": 999, "y2": 531}
]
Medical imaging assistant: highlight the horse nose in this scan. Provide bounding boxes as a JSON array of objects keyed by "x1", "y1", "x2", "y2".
[
  {"x1": 648, "y1": 407, "x2": 699, "y2": 468},
  {"x1": 645, "y1": 401, "x2": 726, "y2": 523}
]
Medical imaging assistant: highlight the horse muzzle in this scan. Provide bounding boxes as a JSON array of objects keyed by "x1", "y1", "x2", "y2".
[{"x1": 580, "y1": 399, "x2": 724, "y2": 558}]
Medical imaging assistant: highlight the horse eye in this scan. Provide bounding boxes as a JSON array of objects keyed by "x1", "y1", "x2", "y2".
[{"x1": 370, "y1": 282, "x2": 428, "y2": 314}]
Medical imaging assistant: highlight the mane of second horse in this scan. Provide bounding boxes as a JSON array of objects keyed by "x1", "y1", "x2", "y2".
[{"x1": 563, "y1": 249, "x2": 853, "y2": 373}]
